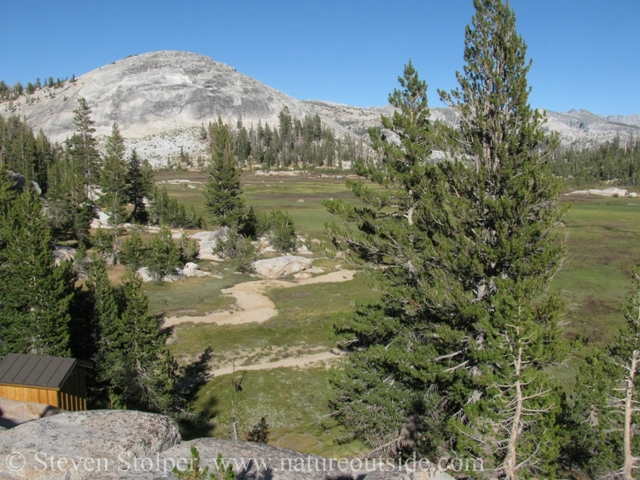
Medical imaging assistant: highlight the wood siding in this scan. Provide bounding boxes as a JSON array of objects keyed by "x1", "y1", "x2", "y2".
[{"x1": 0, "y1": 367, "x2": 88, "y2": 411}]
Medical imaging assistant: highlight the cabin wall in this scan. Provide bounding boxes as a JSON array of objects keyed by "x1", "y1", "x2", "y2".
[
  {"x1": 0, "y1": 368, "x2": 88, "y2": 411},
  {"x1": 0, "y1": 385, "x2": 58, "y2": 406}
]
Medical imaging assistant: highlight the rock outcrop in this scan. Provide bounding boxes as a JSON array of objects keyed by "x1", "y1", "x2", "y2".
[
  {"x1": 0, "y1": 398, "x2": 62, "y2": 430},
  {"x1": 0, "y1": 410, "x2": 181, "y2": 479},
  {"x1": 0, "y1": 410, "x2": 454, "y2": 479},
  {"x1": 0, "y1": 51, "x2": 348, "y2": 165},
  {"x1": 252, "y1": 255, "x2": 313, "y2": 279},
  {"x1": 191, "y1": 228, "x2": 231, "y2": 260},
  {"x1": 565, "y1": 187, "x2": 639, "y2": 198}
]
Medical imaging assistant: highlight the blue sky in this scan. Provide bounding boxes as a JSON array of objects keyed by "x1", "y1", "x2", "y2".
[{"x1": 2, "y1": 0, "x2": 639, "y2": 116}]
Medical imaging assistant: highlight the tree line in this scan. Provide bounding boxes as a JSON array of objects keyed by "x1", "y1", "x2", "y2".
[
  {"x1": 0, "y1": 75, "x2": 75, "y2": 102},
  {"x1": 550, "y1": 136, "x2": 640, "y2": 187},
  {"x1": 195, "y1": 109, "x2": 367, "y2": 170}
]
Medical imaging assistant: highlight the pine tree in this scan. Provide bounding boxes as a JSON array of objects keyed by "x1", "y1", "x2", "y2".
[
  {"x1": 126, "y1": 149, "x2": 154, "y2": 223},
  {"x1": 120, "y1": 231, "x2": 147, "y2": 271},
  {"x1": 86, "y1": 259, "x2": 122, "y2": 405},
  {"x1": 99, "y1": 123, "x2": 129, "y2": 261},
  {"x1": 0, "y1": 188, "x2": 75, "y2": 357},
  {"x1": 326, "y1": 1, "x2": 567, "y2": 475},
  {"x1": 205, "y1": 119, "x2": 245, "y2": 228},
  {"x1": 325, "y1": 60, "x2": 439, "y2": 455},
  {"x1": 436, "y1": 3, "x2": 567, "y2": 474},
  {"x1": 68, "y1": 97, "x2": 100, "y2": 197},
  {"x1": 147, "y1": 225, "x2": 181, "y2": 283},
  {"x1": 115, "y1": 272, "x2": 178, "y2": 413}
]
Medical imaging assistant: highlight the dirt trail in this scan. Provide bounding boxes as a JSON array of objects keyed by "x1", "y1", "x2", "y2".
[
  {"x1": 210, "y1": 350, "x2": 346, "y2": 377},
  {"x1": 162, "y1": 270, "x2": 356, "y2": 328}
]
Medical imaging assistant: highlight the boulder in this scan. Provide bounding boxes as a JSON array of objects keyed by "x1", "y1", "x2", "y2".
[
  {"x1": 0, "y1": 410, "x2": 181, "y2": 479},
  {"x1": 53, "y1": 245, "x2": 76, "y2": 266},
  {"x1": 296, "y1": 244, "x2": 313, "y2": 255},
  {"x1": 136, "y1": 267, "x2": 154, "y2": 283},
  {"x1": 567, "y1": 187, "x2": 631, "y2": 197},
  {"x1": 191, "y1": 228, "x2": 231, "y2": 260},
  {"x1": 252, "y1": 255, "x2": 313, "y2": 279},
  {"x1": 136, "y1": 267, "x2": 187, "y2": 283},
  {"x1": 0, "y1": 410, "x2": 455, "y2": 480},
  {"x1": 182, "y1": 263, "x2": 210, "y2": 278}
]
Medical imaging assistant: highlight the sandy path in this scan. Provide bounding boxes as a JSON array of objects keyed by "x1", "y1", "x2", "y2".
[
  {"x1": 162, "y1": 270, "x2": 356, "y2": 328},
  {"x1": 210, "y1": 350, "x2": 346, "y2": 377}
]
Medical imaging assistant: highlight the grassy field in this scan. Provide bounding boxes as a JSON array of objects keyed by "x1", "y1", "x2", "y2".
[{"x1": 140, "y1": 170, "x2": 640, "y2": 455}]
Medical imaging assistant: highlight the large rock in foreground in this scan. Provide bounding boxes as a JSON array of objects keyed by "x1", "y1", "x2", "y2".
[
  {"x1": 252, "y1": 255, "x2": 313, "y2": 279},
  {"x1": 162, "y1": 438, "x2": 455, "y2": 480},
  {"x1": 0, "y1": 410, "x2": 181, "y2": 479},
  {"x1": 0, "y1": 410, "x2": 455, "y2": 479}
]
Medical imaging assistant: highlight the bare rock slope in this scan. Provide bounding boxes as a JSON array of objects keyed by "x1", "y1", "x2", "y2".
[{"x1": 1, "y1": 51, "x2": 347, "y2": 164}]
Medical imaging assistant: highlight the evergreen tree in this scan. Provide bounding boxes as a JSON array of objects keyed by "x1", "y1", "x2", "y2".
[
  {"x1": 268, "y1": 210, "x2": 297, "y2": 252},
  {"x1": 99, "y1": 123, "x2": 129, "y2": 260},
  {"x1": 47, "y1": 98, "x2": 99, "y2": 244},
  {"x1": 205, "y1": 119, "x2": 245, "y2": 227},
  {"x1": 86, "y1": 259, "x2": 121, "y2": 405},
  {"x1": 115, "y1": 272, "x2": 179, "y2": 413},
  {"x1": 326, "y1": 2, "x2": 567, "y2": 475},
  {"x1": 147, "y1": 225, "x2": 181, "y2": 283},
  {"x1": 0, "y1": 188, "x2": 75, "y2": 357},
  {"x1": 125, "y1": 149, "x2": 154, "y2": 224},
  {"x1": 68, "y1": 97, "x2": 100, "y2": 196},
  {"x1": 119, "y1": 231, "x2": 147, "y2": 271}
]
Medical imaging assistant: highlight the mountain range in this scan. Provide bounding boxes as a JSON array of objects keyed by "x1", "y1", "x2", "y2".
[{"x1": 1, "y1": 50, "x2": 638, "y2": 165}]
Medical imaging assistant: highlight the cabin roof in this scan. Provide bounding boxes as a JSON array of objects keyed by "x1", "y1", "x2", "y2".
[{"x1": 0, "y1": 354, "x2": 90, "y2": 390}]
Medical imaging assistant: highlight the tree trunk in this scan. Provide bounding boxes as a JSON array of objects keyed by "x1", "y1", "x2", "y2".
[
  {"x1": 503, "y1": 345, "x2": 523, "y2": 480},
  {"x1": 624, "y1": 350, "x2": 639, "y2": 480}
]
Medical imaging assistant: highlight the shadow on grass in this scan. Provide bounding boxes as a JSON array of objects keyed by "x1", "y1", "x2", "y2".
[{"x1": 175, "y1": 347, "x2": 220, "y2": 440}]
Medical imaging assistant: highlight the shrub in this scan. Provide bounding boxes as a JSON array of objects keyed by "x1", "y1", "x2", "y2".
[
  {"x1": 213, "y1": 230, "x2": 258, "y2": 275},
  {"x1": 146, "y1": 226, "x2": 180, "y2": 283},
  {"x1": 245, "y1": 417, "x2": 269, "y2": 444},
  {"x1": 268, "y1": 210, "x2": 297, "y2": 252},
  {"x1": 119, "y1": 231, "x2": 147, "y2": 271},
  {"x1": 179, "y1": 232, "x2": 200, "y2": 264}
]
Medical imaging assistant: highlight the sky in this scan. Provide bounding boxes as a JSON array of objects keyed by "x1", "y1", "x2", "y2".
[{"x1": 2, "y1": 0, "x2": 639, "y2": 116}]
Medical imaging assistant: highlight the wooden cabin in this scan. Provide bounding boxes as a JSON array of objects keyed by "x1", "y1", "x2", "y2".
[{"x1": 0, "y1": 353, "x2": 92, "y2": 411}]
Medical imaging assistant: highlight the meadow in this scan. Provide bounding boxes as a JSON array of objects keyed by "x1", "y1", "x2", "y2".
[{"x1": 144, "y1": 170, "x2": 640, "y2": 456}]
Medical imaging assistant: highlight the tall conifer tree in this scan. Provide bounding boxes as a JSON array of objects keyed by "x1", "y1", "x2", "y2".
[
  {"x1": 205, "y1": 119, "x2": 245, "y2": 228},
  {"x1": 99, "y1": 123, "x2": 129, "y2": 261},
  {"x1": 126, "y1": 149, "x2": 153, "y2": 223},
  {"x1": 326, "y1": 1, "x2": 566, "y2": 475}
]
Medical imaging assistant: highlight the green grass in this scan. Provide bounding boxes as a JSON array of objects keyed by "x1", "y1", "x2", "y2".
[
  {"x1": 157, "y1": 171, "x2": 356, "y2": 242},
  {"x1": 192, "y1": 367, "x2": 368, "y2": 458},
  {"x1": 167, "y1": 272, "x2": 378, "y2": 362},
  {"x1": 550, "y1": 196, "x2": 640, "y2": 347},
  {"x1": 144, "y1": 274, "x2": 252, "y2": 318}
]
